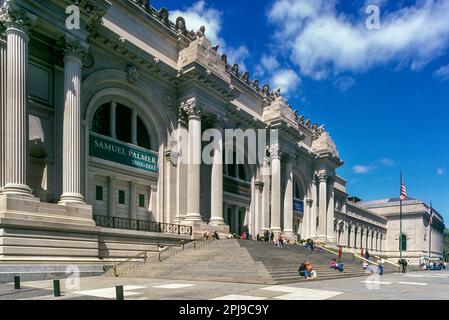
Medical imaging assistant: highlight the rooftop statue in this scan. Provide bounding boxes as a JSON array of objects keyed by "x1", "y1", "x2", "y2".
[
  {"x1": 221, "y1": 54, "x2": 227, "y2": 65},
  {"x1": 158, "y1": 8, "x2": 169, "y2": 25},
  {"x1": 252, "y1": 80, "x2": 260, "y2": 91},
  {"x1": 176, "y1": 16, "x2": 186, "y2": 34},
  {"x1": 231, "y1": 64, "x2": 239, "y2": 76},
  {"x1": 196, "y1": 25, "x2": 206, "y2": 38},
  {"x1": 262, "y1": 84, "x2": 270, "y2": 96}
]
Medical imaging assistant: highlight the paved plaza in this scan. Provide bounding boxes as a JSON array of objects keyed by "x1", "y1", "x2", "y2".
[{"x1": 0, "y1": 270, "x2": 448, "y2": 300}]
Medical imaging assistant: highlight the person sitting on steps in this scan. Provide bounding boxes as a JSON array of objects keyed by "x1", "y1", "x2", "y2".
[
  {"x1": 330, "y1": 258, "x2": 346, "y2": 272},
  {"x1": 298, "y1": 261, "x2": 311, "y2": 279}
]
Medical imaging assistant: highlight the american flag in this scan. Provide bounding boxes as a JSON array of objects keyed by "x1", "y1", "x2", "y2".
[{"x1": 400, "y1": 179, "x2": 407, "y2": 201}]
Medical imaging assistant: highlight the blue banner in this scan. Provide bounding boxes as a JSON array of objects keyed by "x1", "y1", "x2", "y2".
[{"x1": 293, "y1": 199, "x2": 304, "y2": 213}]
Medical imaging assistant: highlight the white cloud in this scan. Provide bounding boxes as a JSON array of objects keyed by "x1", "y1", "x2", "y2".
[
  {"x1": 378, "y1": 158, "x2": 395, "y2": 166},
  {"x1": 434, "y1": 64, "x2": 449, "y2": 81},
  {"x1": 172, "y1": 1, "x2": 250, "y2": 69},
  {"x1": 333, "y1": 76, "x2": 356, "y2": 92},
  {"x1": 352, "y1": 158, "x2": 394, "y2": 174},
  {"x1": 437, "y1": 168, "x2": 446, "y2": 176},
  {"x1": 172, "y1": 1, "x2": 221, "y2": 45},
  {"x1": 268, "y1": 0, "x2": 449, "y2": 79},
  {"x1": 271, "y1": 69, "x2": 301, "y2": 94},
  {"x1": 353, "y1": 165, "x2": 375, "y2": 174}
]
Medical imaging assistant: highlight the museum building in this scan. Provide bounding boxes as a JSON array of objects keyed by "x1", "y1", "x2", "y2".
[{"x1": 0, "y1": 0, "x2": 444, "y2": 265}]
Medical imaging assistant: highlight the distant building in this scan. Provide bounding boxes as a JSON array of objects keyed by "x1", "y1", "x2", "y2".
[{"x1": 359, "y1": 198, "x2": 445, "y2": 264}]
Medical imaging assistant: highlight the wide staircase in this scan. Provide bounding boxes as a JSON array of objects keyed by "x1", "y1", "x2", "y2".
[
  {"x1": 120, "y1": 239, "x2": 274, "y2": 284},
  {"x1": 117, "y1": 239, "x2": 383, "y2": 284},
  {"x1": 239, "y1": 241, "x2": 371, "y2": 284}
]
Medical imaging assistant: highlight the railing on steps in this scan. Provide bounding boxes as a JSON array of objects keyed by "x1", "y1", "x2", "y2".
[
  {"x1": 158, "y1": 239, "x2": 215, "y2": 262},
  {"x1": 110, "y1": 239, "x2": 217, "y2": 277},
  {"x1": 318, "y1": 244, "x2": 400, "y2": 269},
  {"x1": 111, "y1": 250, "x2": 153, "y2": 277}
]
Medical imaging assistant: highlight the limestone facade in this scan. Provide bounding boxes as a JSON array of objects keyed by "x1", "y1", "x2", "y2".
[{"x1": 0, "y1": 0, "x2": 444, "y2": 264}]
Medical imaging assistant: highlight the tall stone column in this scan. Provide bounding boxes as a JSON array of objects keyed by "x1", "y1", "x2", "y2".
[
  {"x1": 304, "y1": 199, "x2": 313, "y2": 239},
  {"x1": 59, "y1": 39, "x2": 87, "y2": 204},
  {"x1": 183, "y1": 101, "x2": 202, "y2": 221},
  {"x1": 270, "y1": 146, "x2": 281, "y2": 233},
  {"x1": 310, "y1": 178, "x2": 318, "y2": 238},
  {"x1": 2, "y1": 6, "x2": 35, "y2": 196},
  {"x1": 210, "y1": 125, "x2": 224, "y2": 226},
  {"x1": 283, "y1": 158, "x2": 294, "y2": 237},
  {"x1": 327, "y1": 178, "x2": 335, "y2": 242},
  {"x1": 261, "y1": 157, "x2": 271, "y2": 230},
  {"x1": 317, "y1": 172, "x2": 327, "y2": 240},
  {"x1": 175, "y1": 120, "x2": 188, "y2": 223},
  {"x1": 350, "y1": 224, "x2": 356, "y2": 248},
  {"x1": 0, "y1": 36, "x2": 6, "y2": 191}
]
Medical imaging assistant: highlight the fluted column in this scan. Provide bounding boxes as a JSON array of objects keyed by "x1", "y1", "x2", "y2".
[
  {"x1": 60, "y1": 39, "x2": 87, "y2": 204},
  {"x1": 261, "y1": 157, "x2": 271, "y2": 230},
  {"x1": 283, "y1": 158, "x2": 294, "y2": 237},
  {"x1": 210, "y1": 126, "x2": 224, "y2": 226},
  {"x1": 175, "y1": 120, "x2": 187, "y2": 223},
  {"x1": 183, "y1": 101, "x2": 202, "y2": 221},
  {"x1": 2, "y1": 6, "x2": 35, "y2": 196},
  {"x1": 317, "y1": 172, "x2": 327, "y2": 240},
  {"x1": 310, "y1": 178, "x2": 318, "y2": 238},
  {"x1": 350, "y1": 224, "x2": 356, "y2": 248},
  {"x1": 270, "y1": 146, "x2": 281, "y2": 233},
  {"x1": 0, "y1": 37, "x2": 6, "y2": 191},
  {"x1": 327, "y1": 177, "x2": 335, "y2": 242}
]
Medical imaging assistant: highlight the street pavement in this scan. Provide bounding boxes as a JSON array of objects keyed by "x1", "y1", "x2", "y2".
[{"x1": 0, "y1": 270, "x2": 448, "y2": 300}]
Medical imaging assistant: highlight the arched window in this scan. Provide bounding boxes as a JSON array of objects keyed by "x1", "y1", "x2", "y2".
[
  {"x1": 399, "y1": 234, "x2": 407, "y2": 251},
  {"x1": 91, "y1": 102, "x2": 152, "y2": 150}
]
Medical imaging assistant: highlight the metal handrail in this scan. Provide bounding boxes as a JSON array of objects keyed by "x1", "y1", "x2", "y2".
[
  {"x1": 158, "y1": 239, "x2": 215, "y2": 262},
  {"x1": 112, "y1": 250, "x2": 152, "y2": 277}
]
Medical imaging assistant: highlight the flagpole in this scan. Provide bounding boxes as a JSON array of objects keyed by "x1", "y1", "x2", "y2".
[
  {"x1": 429, "y1": 201, "x2": 432, "y2": 259},
  {"x1": 399, "y1": 171, "x2": 403, "y2": 261}
]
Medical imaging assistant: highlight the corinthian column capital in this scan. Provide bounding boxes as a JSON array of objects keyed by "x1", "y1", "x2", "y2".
[
  {"x1": 316, "y1": 171, "x2": 327, "y2": 183},
  {"x1": 57, "y1": 36, "x2": 89, "y2": 62},
  {"x1": 180, "y1": 98, "x2": 201, "y2": 119},
  {"x1": 0, "y1": 1, "x2": 36, "y2": 34}
]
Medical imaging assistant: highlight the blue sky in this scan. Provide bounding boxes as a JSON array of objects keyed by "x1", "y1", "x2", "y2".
[{"x1": 152, "y1": 0, "x2": 449, "y2": 222}]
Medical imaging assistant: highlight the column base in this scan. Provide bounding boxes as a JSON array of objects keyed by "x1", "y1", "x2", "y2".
[
  {"x1": 2, "y1": 183, "x2": 33, "y2": 197},
  {"x1": 184, "y1": 213, "x2": 203, "y2": 222},
  {"x1": 59, "y1": 193, "x2": 85, "y2": 205},
  {"x1": 270, "y1": 227, "x2": 282, "y2": 235},
  {"x1": 209, "y1": 218, "x2": 226, "y2": 226},
  {"x1": 283, "y1": 230, "x2": 296, "y2": 242},
  {"x1": 173, "y1": 216, "x2": 185, "y2": 224}
]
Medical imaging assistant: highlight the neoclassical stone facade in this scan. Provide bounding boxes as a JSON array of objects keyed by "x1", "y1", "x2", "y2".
[{"x1": 0, "y1": 0, "x2": 444, "y2": 264}]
